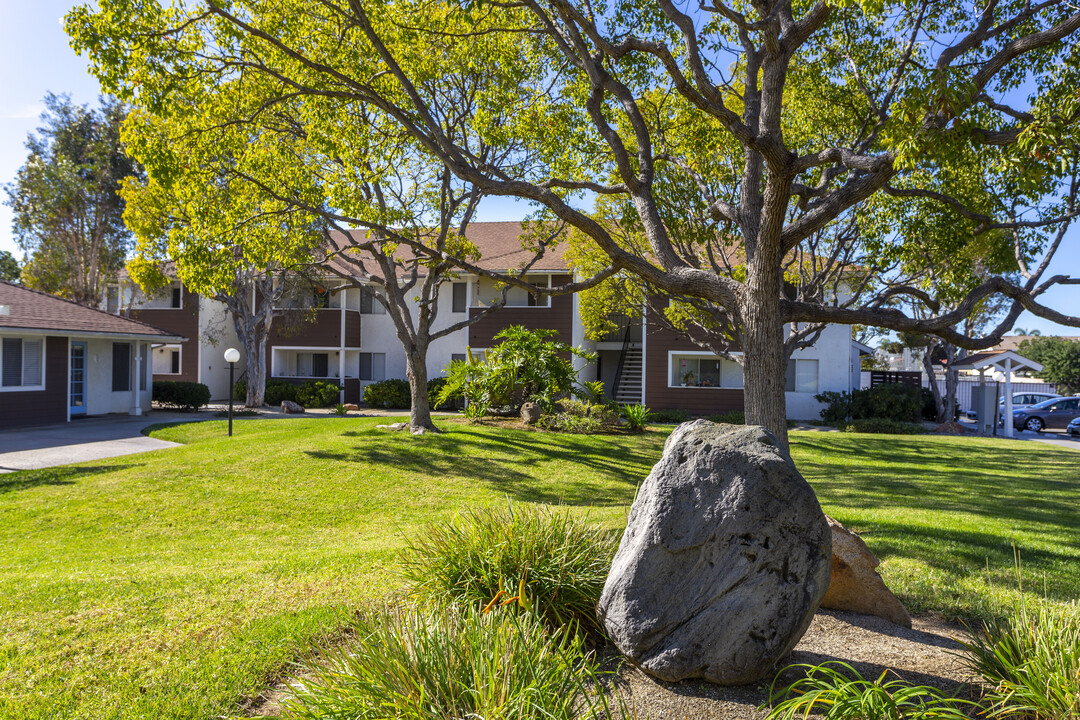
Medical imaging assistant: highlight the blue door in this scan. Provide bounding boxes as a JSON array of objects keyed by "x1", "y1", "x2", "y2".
[{"x1": 70, "y1": 341, "x2": 87, "y2": 416}]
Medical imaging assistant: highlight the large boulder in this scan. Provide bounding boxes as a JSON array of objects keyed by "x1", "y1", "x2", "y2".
[
  {"x1": 281, "y1": 400, "x2": 305, "y2": 414},
  {"x1": 821, "y1": 516, "x2": 911, "y2": 628},
  {"x1": 598, "y1": 420, "x2": 832, "y2": 685}
]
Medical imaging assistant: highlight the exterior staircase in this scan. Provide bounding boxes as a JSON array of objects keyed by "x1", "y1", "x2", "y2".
[{"x1": 613, "y1": 344, "x2": 643, "y2": 405}]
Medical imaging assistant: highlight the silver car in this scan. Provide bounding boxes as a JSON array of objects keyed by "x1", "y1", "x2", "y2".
[
  {"x1": 1012, "y1": 397, "x2": 1080, "y2": 432},
  {"x1": 996, "y1": 391, "x2": 1062, "y2": 424}
]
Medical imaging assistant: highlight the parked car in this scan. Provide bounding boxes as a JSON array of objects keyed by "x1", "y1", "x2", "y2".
[
  {"x1": 1011, "y1": 397, "x2": 1080, "y2": 432},
  {"x1": 1068, "y1": 416, "x2": 1080, "y2": 437},
  {"x1": 995, "y1": 391, "x2": 1062, "y2": 424}
]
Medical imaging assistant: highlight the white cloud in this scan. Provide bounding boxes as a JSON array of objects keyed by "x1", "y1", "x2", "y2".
[{"x1": 0, "y1": 103, "x2": 45, "y2": 120}]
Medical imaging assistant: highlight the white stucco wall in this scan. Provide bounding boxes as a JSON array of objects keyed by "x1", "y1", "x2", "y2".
[
  {"x1": 82, "y1": 338, "x2": 153, "y2": 416},
  {"x1": 784, "y1": 322, "x2": 852, "y2": 420},
  {"x1": 197, "y1": 297, "x2": 245, "y2": 400}
]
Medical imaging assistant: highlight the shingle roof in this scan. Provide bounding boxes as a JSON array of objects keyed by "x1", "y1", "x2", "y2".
[
  {"x1": 324, "y1": 221, "x2": 571, "y2": 277},
  {"x1": 0, "y1": 282, "x2": 184, "y2": 340}
]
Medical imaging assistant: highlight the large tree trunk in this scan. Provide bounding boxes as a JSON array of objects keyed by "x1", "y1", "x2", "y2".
[
  {"x1": 246, "y1": 331, "x2": 267, "y2": 407},
  {"x1": 740, "y1": 263, "x2": 789, "y2": 448},
  {"x1": 406, "y1": 345, "x2": 437, "y2": 432},
  {"x1": 944, "y1": 345, "x2": 960, "y2": 422}
]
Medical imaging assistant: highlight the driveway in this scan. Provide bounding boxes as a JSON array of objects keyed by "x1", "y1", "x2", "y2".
[{"x1": 0, "y1": 413, "x2": 201, "y2": 474}]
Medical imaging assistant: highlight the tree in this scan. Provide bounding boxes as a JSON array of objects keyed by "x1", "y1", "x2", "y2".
[
  {"x1": 68, "y1": 0, "x2": 1080, "y2": 447},
  {"x1": 4, "y1": 94, "x2": 140, "y2": 306},
  {"x1": 0, "y1": 251, "x2": 19, "y2": 282},
  {"x1": 1018, "y1": 336, "x2": 1080, "y2": 394}
]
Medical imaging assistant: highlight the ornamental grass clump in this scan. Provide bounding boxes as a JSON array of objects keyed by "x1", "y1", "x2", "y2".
[
  {"x1": 398, "y1": 502, "x2": 619, "y2": 638},
  {"x1": 764, "y1": 661, "x2": 975, "y2": 720},
  {"x1": 283, "y1": 604, "x2": 623, "y2": 720},
  {"x1": 960, "y1": 599, "x2": 1080, "y2": 720}
]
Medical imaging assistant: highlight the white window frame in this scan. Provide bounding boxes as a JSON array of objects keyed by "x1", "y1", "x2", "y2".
[
  {"x1": 271, "y1": 346, "x2": 342, "y2": 378},
  {"x1": 0, "y1": 336, "x2": 46, "y2": 392},
  {"x1": 785, "y1": 358, "x2": 820, "y2": 393},
  {"x1": 153, "y1": 344, "x2": 184, "y2": 376},
  {"x1": 358, "y1": 352, "x2": 386, "y2": 382},
  {"x1": 667, "y1": 350, "x2": 744, "y2": 390}
]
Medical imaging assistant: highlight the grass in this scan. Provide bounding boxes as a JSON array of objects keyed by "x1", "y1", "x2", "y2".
[{"x1": 0, "y1": 419, "x2": 1077, "y2": 718}]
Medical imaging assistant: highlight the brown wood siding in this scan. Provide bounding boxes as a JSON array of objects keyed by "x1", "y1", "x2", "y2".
[
  {"x1": 468, "y1": 275, "x2": 573, "y2": 347},
  {"x1": 644, "y1": 323, "x2": 745, "y2": 414},
  {"x1": 345, "y1": 312, "x2": 361, "y2": 347},
  {"x1": 270, "y1": 309, "x2": 344, "y2": 347},
  {"x1": 128, "y1": 287, "x2": 200, "y2": 383},
  {"x1": 0, "y1": 336, "x2": 69, "y2": 429}
]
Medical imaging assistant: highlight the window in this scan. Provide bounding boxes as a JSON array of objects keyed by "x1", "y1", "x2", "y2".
[
  {"x1": 312, "y1": 287, "x2": 330, "y2": 309},
  {"x1": 140, "y1": 345, "x2": 149, "y2": 391},
  {"x1": 669, "y1": 354, "x2": 743, "y2": 388},
  {"x1": 785, "y1": 359, "x2": 819, "y2": 393},
  {"x1": 451, "y1": 353, "x2": 467, "y2": 365},
  {"x1": 1, "y1": 337, "x2": 43, "y2": 388},
  {"x1": 171, "y1": 286, "x2": 182, "y2": 308},
  {"x1": 171, "y1": 350, "x2": 180, "y2": 375},
  {"x1": 359, "y1": 287, "x2": 386, "y2": 314},
  {"x1": 359, "y1": 352, "x2": 386, "y2": 381},
  {"x1": 452, "y1": 283, "x2": 467, "y2": 313},
  {"x1": 106, "y1": 286, "x2": 120, "y2": 314},
  {"x1": 296, "y1": 352, "x2": 330, "y2": 377},
  {"x1": 113, "y1": 343, "x2": 131, "y2": 392}
]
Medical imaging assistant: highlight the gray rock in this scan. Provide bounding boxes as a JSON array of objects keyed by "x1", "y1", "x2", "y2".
[
  {"x1": 281, "y1": 400, "x2": 305, "y2": 414},
  {"x1": 520, "y1": 402, "x2": 542, "y2": 425},
  {"x1": 598, "y1": 420, "x2": 832, "y2": 685},
  {"x1": 822, "y1": 515, "x2": 911, "y2": 628}
]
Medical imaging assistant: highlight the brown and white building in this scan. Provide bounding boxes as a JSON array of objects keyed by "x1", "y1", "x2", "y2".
[
  {"x1": 1, "y1": 281, "x2": 184, "y2": 429},
  {"x1": 104, "y1": 222, "x2": 863, "y2": 417}
]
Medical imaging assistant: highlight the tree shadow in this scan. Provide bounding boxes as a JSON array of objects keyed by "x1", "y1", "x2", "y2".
[
  {"x1": 307, "y1": 424, "x2": 660, "y2": 506},
  {"x1": 0, "y1": 464, "x2": 140, "y2": 494}
]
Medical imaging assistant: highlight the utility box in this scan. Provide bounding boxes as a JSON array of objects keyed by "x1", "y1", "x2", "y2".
[{"x1": 969, "y1": 384, "x2": 1000, "y2": 434}]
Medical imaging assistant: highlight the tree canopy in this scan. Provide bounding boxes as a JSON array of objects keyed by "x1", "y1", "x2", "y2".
[
  {"x1": 1019, "y1": 336, "x2": 1080, "y2": 394},
  {"x1": 67, "y1": 0, "x2": 1080, "y2": 442},
  {"x1": 4, "y1": 94, "x2": 140, "y2": 306},
  {"x1": 0, "y1": 251, "x2": 19, "y2": 283}
]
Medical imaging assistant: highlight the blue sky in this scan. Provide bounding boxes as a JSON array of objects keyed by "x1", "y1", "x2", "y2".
[{"x1": 1, "y1": 1, "x2": 1077, "y2": 335}]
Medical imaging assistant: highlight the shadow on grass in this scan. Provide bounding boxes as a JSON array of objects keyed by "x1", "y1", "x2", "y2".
[
  {"x1": 793, "y1": 434, "x2": 1080, "y2": 605},
  {"x1": 0, "y1": 464, "x2": 140, "y2": 493},
  {"x1": 308, "y1": 424, "x2": 662, "y2": 506}
]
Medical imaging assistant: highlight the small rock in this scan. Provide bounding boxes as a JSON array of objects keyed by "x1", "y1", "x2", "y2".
[
  {"x1": 598, "y1": 420, "x2": 832, "y2": 686},
  {"x1": 821, "y1": 516, "x2": 911, "y2": 628},
  {"x1": 520, "y1": 402, "x2": 542, "y2": 425},
  {"x1": 375, "y1": 422, "x2": 408, "y2": 431},
  {"x1": 343, "y1": 403, "x2": 359, "y2": 411},
  {"x1": 281, "y1": 400, "x2": 305, "y2": 414}
]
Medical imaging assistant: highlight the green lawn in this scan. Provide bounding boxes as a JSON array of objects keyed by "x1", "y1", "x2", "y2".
[{"x1": 0, "y1": 418, "x2": 1076, "y2": 719}]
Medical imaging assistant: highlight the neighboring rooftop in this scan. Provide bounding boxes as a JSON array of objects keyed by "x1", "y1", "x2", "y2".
[
  {"x1": 0, "y1": 282, "x2": 184, "y2": 339},
  {"x1": 994, "y1": 334, "x2": 1080, "y2": 352}
]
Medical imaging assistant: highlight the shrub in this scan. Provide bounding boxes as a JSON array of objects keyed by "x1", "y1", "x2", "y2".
[
  {"x1": 705, "y1": 410, "x2": 746, "y2": 425},
  {"x1": 437, "y1": 327, "x2": 594, "y2": 414},
  {"x1": 427, "y1": 376, "x2": 461, "y2": 410},
  {"x1": 649, "y1": 409, "x2": 691, "y2": 424},
  {"x1": 233, "y1": 378, "x2": 247, "y2": 401},
  {"x1": 295, "y1": 380, "x2": 340, "y2": 408},
  {"x1": 621, "y1": 404, "x2": 651, "y2": 431},
  {"x1": 961, "y1": 600, "x2": 1080, "y2": 720},
  {"x1": 333, "y1": 403, "x2": 348, "y2": 416},
  {"x1": 264, "y1": 379, "x2": 298, "y2": 405},
  {"x1": 841, "y1": 418, "x2": 926, "y2": 434},
  {"x1": 284, "y1": 605, "x2": 622, "y2": 720},
  {"x1": 538, "y1": 399, "x2": 619, "y2": 434},
  {"x1": 764, "y1": 661, "x2": 974, "y2": 720},
  {"x1": 363, "y1": 378, "x2": 411, "y2": 409},
  {"x1": 817, "y1": 384, "x2": 923, "y2": 424},
  {"x1": 398, "y1": 502, "x2": 619, "y2": 638},
  {"x1": 152, "y1": 381, "x2": 211, "y2": 411}
]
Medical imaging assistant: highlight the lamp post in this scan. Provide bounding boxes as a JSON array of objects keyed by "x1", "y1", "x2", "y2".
[{"x1": 224, "y1": 347, "x2": 241, "y2": 436}]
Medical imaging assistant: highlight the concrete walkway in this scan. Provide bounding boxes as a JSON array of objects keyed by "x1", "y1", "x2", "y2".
[{"x1": 0, "y1": 413, "x2": 200, "y2": 474}]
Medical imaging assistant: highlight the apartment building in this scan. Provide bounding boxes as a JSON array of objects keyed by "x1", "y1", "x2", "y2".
[{"x1": 108, "y1": 222, "x2": 862, "y2": 418}]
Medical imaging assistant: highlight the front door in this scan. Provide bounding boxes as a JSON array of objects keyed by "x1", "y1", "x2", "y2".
[{"x1": 70, "y1": 341, "x2": 87, "y2": 416}]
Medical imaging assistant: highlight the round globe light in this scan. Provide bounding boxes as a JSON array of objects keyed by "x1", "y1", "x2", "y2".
[
  {"x1": 224, "y1": 347, "x2": 241, "y2": 364},
  {"x1": 991, "y1": 371, "x2": 1005, "y2": 383}
]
